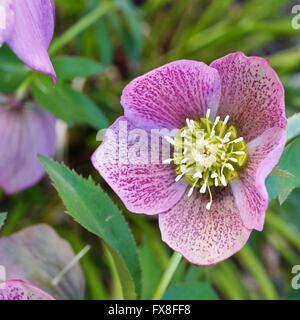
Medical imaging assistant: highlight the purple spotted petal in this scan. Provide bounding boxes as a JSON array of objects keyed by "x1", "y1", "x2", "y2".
[
  {"x1": 0, "y1": 224, "x2": 85, "y2": 300},
  {"x1": 159, "y1": 188, "x2": 251, "y2": 266},
  {"x1": 5, "y1": 0, "x2": 56, "y2": 82},
  {"x1": 0, "y1": 280, "x2": 54, "y2": 300},
  {"x1": 211, "y1": 52, "x2": 287, "y2": 142},
  {"x1": 0, "y1": 101, "x2": 56, "y2": 194},
  {"x1": 231, "y1": 127, "x2": 286, "y2": 231},
  {"x1": 121, "y1": 60, "x2": 221, "y2": 130},
  {"x1": 92, "y1": 116, "x2": 188, "y2": 215}
]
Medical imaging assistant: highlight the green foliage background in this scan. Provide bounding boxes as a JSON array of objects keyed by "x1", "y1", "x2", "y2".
[{"x1": 1, "y1": 0, "x2": 300, "y2": 300}]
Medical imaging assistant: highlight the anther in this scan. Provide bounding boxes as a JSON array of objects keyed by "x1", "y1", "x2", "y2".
[
  {"x1": 188, "y1": 179, "x2": 199, "y2": 197},
  {"x1": 193, "y1": 172, "x2": 203, "y2": 179},
  {"x1": 200, "y1": 179, "x2": 208, "y2": 193},
  {"x1": 163, "y1": 158, "x2": 174, "y2": 164},
  {"x1": 230, "y1": 137, "x2": 243, "y2": 144},
  {"x1": 214, "y1": 178, "x2": 219, "y2": 187},
  {"x1": 223, "y1": 115, "x2": 230, "y2": 125},
  {"x1": 206, "y1": 184, "x2": 213, "y2": 210},
  {"x1": 175, "y1": 173, "x2": 184, "y2": 182},
  {"x1": 224, "y1": 163, "x2": 234, "y2": 171},
  {"x1": 206, "y1": 108, "x2": 211, "y2": 119},
  {"x1": 220, "y1": 175, "x2": 227, "y2": 186},
  {"x1": 164, "y1": 136, "x2": 175, "y2": 145}
]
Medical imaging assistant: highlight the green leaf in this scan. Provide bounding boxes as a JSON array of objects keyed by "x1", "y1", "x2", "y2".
[
  {"x1": 52, "y1": 56, "x2": 105, "y2": 80},
  {"x1": 287, "y1": 113, "x2": 300, "y2": 142},
  {"x1": 163, "y1": 281, "x2": 218, "y2": 300},
  {"x1": 115, "y1": 0, "x2": 144, "y2": 61},
  {"x1": 267, "y1": 137, "x2": 300, "y2": 204},
  {"x1": 95, "y1": 18, "x2": 114, "y2": 66},
  {"x1": 32, "y1": 77, "x2": 108, "y2": 129},
  {"x1": 55, "y1": 0, "x2": 86, "y2": 13},
  {"x1": 0, "y1": 213, "x2": 7, "y2": 230},
  {"x1": 39, "y1": 156, "x2": 141, "y2": 299},
  {"x1": 0, "y1": 46, "x2": 29, "y2": 92}
]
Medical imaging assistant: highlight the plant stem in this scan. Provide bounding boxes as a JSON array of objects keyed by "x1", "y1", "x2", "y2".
[
  {"x1": 152, "y1": 252, "x2": 182, "y2": 300},
  {"x1": 266, "y1": 211, "x2": 300, "y2": 249},
  {"x1": 49, "y1": 2, "x2": 113, "y2": 55},
  {"x1": 237, "y1": 246, "x2": 279, "y2": 300},
  {"x1": 52, "y1": 245, "x2": 91, "y2": 286},
  {"x1": 16, "y1": 74, "x2": 34, "y2": 100}
]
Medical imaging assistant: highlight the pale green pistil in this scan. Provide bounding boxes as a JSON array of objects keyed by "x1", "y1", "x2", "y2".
[{"x1": 164, "y1": 109, "x2": 247, "y2": 210}]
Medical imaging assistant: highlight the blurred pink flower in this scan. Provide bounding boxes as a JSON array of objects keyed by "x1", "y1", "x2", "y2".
[
  {"x1": 92, "y1": 52, "x2": 287, "y2": 265},
  {"x1": 0, "y1": 224, "x2": 85, "y2": 300},
  {"x1": 0, "y1": 0, "x2": 56, "y2": 82},
  {"x1": 0, "y1": 280, "x2": 54, "y2": 300},
  {"x1": 0, "y1": 96, "x2": 56, "y2": 194}
]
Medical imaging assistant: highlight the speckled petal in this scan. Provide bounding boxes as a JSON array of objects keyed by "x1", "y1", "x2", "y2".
[
  {"x1": 211, "y1": 52, "x2": 287, "y2": 142},
  {"x1": 0, "y1": 102, "x2": 56, "y2": 194},
  {"x1": 0, "y1": 224, "x2": 86, "y2": 300},
  {"x1": 91, "y1": 116, "x2": 188, "y2": 215},
  {"x1": 6, "y1": 0, "x2": 56, "y2": 82},
  {"x1": 158, "y1": 188, "x2": 252, "y2": 266},
  {"x1": 121, "y1": 60, "x2": 221, "y2": 130},
  {"x1": 0, "y1": 280, "x2": 54, "y2": 300},
  {"x1": 231, "y1": 127, "x2": 286, "y2": 231}
]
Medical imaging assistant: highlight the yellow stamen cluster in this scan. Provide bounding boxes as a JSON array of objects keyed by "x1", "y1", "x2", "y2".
[{"x1": 164, "y1": 109, "x2": 247, "y2": 210}]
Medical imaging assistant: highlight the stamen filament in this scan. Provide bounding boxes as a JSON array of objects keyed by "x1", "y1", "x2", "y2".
[{"x1": 206, "y1": 184, "x2": 213, "y2": 210}]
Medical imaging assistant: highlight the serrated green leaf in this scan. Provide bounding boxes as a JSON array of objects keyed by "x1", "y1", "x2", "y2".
[
  {"x1": 32, "y1": 77, "x2": 108, "y2": 129},
  {"x1": 163, "y1": 281, "x2": 218, "y2": 300},
  {"x1": 267, "y1": 137, "x2": 300, "y2": 204},
  {"x1": 52, "y1": 56, "x2": 105, "y2": 80},
  {"x1": 39, "y1": 156, "x2": 141, "y2": 299},
  {"x1": 0, "y1": 213, "x2": 7, "y2": 230}
]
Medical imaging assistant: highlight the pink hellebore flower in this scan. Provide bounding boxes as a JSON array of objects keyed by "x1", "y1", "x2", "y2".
[
  {"x1": 92, "y1": 52, "x2": 287, "y2": 265},
  {"x1": 0, "y1": 0, "x2": 56, "y2": 82},
  {"x1": 0, "y1": 96, "x2": 56, "y2": 194},
  {"x1": 0, "y1": 280, "x2": 54, "y2": 300}
]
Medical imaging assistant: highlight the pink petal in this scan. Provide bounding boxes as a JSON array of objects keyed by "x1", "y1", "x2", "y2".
[
  {"x1": 121, "y1": 60, "x2": 221, "y2": 130},
  {"x1": 0, "y1": 224, "x2": 86, "y2": 300},
  {"x1": 231, "y1": 127, "x2": 286, "y2": 231},
  {"x1": 91, "y1": 116, "x2": 188, "y2": 215},
  {"x1": 159, "y1": 188, "x2": 252, "y2": 266},
  {"x1": 210, "y1": 52, "x2": 287, "y2": 142},
  {"x1": 0, "y1": 280, "x2": 54, "y2": 300},
  {"x1": 6, "y1": 0, "x2": 56, "y2": 82},
  {"x1": 0, "y1": 0, "x2": 14, "y2": 46},
  {"x1": 0, "y1": 102, "x2": 56, "y2": 194}
]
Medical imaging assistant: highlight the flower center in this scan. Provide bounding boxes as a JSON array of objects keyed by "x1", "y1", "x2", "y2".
[{"x1": 164, "y1": 109, "x2": 247, "y2": 210}]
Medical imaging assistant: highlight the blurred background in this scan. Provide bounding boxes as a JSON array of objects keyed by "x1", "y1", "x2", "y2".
[{"x1": 1, "y1": 0, "x2": 300, "y2": 300}]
